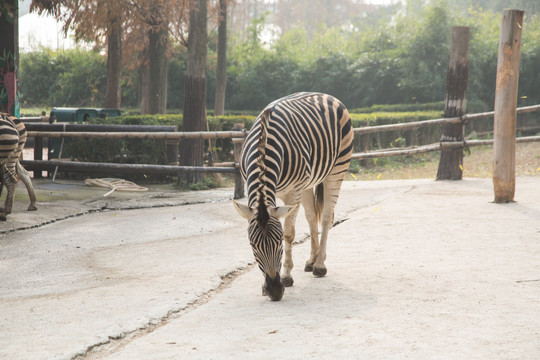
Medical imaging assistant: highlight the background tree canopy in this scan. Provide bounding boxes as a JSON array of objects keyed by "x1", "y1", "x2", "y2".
[{"x1": 19, "y1": 0, "x2": 540, "y2": 113}]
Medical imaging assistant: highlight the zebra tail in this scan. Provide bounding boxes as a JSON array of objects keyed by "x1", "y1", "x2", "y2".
[{"x1": 314, "y1": 183, "x2": 324, "y2": 224}]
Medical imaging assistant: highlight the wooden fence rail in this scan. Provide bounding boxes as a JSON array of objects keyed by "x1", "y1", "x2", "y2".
[
  {"x1": 26, "y1": 130, "x2": 246, "y2": 140},
  {"x1": 20, "y1": 160, "x2": 238, "y2": 175},
  {"x1": 22, "y1": 103, "x2": 539, "y2": 199},
  {"x1": 353, "y1": 104, "x2": 540, "y2": 135},
  {"x1": 351, "y1": 135, "x2": 540, "y2": 160}
]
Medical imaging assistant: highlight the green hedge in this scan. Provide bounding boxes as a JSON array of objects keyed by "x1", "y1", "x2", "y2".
[
  {"x1": 350, "y1": 110, "x2": 441, "y2": 127},
  {"x1": 350, "y1": 102, "x2": 443, "y2": 114},
  {"x1": 63, "y1": 114, "x2": 257, "y2": 168},
  {"x1": 63, "y1": 110, "x2": 445, "y2": 175}
]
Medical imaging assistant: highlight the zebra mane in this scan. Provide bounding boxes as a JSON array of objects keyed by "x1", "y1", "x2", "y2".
[{"x1": 255, "y1": 108, "x2": 272, "y2": 229}]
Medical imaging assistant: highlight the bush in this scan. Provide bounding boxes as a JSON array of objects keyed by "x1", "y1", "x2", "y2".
[
  {"x1": 62, "y1": 114, "x2": 258, "y2": 169},
  {"x1": 20, "y1": 49, "x2": 106, "y2": 107}
]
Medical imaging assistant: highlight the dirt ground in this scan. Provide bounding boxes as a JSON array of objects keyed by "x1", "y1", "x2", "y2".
[
  {"x1": 1, "y1": 176, "x2": 539, "y2": 359},
  {"x1": 352, "y1": 141, "x2": 540, "y2": 180}
]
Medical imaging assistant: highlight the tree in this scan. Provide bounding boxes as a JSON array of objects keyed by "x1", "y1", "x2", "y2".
[
  {"x1": 145, "y1": 2, "x2": 169, "y2": 114},
  {"x1": 31, "y1": 0, "x2": 190, "y2": 113},
  {"x1": 180, "y1": 0, "x2": 207, "y2": 184},
  {"x1": 0, "y1": 0, "x2": 19, "y2": 117},
  {"x1": 104, "y1": 15, "x2": 122, "y2": 108},
  {"x1": 31, "y1": 0, "x2": 126, "y2": 109},
  {"x1": 122, "y1": 0, "x2": 190, "y2": 114},
  {"x1": 214, "y1": 0, "x2": 228, "y2": 116}
]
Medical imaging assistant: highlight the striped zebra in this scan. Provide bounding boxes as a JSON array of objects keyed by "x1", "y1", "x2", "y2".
[
  {"x1": 233, "y1": 92, "x2": 353, "y2": 301},
  {"x1": 0, "y1": 113, "x2": 37, "y2": 221}
]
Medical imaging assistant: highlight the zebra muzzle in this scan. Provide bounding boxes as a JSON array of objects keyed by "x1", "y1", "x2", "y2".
[{"x1": 263, "y1": 273, "x2": 284, "y2": 301}]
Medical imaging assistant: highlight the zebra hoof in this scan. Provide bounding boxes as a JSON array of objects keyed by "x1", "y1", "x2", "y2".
[
  {"x1": 304, "y1": 262, "x2": 314, "y2": 272},
  {"x1": 313, "y1": 267, "x2": 327, "y2": 277},
  {"x1": 282, "y1": 276, "x2": 294, "y2": 287},
  {"x1": 28, "y1": 205, "x2": 37, "y2": 211},
  {"x1": 0, "y1": 215, "x2": 6, "y2": 221}
]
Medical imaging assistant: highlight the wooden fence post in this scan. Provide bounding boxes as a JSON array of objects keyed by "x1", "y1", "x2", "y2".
[
  {"x1": 33, "y1": 136, "x2": 43, "y2": 178},
  {"x1": 493, "y1": 10, "x2": 524, "y2": 203},
  {"x1": 166, "y1": 124, "x2": 179, "y2": 165},
  {"x1": 232, "y1": 123, "x2": 245, "y2": 199},
  {"x1": 166, "y1": 139, "x2": 179, "y2": 165},
  {"x1": 436, "y1": 26, "x2": 470, "y2": 180}
]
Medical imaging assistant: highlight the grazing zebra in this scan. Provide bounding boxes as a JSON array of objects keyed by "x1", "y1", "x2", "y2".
[
  {"x1": 233, "y1": 92, "x2": 353, "y2": 301},
  {"x1": 0, "y1": 113, "x2": 37, "y2": 221}
]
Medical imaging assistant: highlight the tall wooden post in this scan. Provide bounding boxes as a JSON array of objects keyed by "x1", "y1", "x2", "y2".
[
  {"x1": 0, "y1": 0, "x2": 20, "y2": 117},
  {"x1": 493, "y1": 10, "x2": 524, "y2": 203},
  {"x1": 436, "y1": 26, "x2": 469, "y2": 180}
]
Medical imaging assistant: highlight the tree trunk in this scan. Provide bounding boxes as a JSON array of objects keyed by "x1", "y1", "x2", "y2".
[
  {"x1": 140, "y1": 59, "x2": 150, "y2": 114},
  {"x1": 436, "y1": 27, "x2": 469, "y2": 180},
  {"x1": 180, "y1": 0, "x2": 208, "y2": 184},
  {"x1": 214, "y1": 0, "x2": 227, "y2": 116},
  {"x1": 139, "y1": 42, "x2": 150, "y2": 114},
  {"x1": 147, "y1": 25, "x2": 168, "y2": 114},
  {"x1": 104, "y1": 19, "x2": 122, "y2": 109},
  {"x1": 0, "y1": 0, "x2": 19, "y2": 117}
]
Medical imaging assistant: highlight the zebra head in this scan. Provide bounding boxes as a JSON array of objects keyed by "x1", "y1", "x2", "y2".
[
  {"x1": 234, "y1": 201, "x2": 297, "y2": 301},
  {"x1": 233, "y1": 107, "x2": 297, "y2": 300}
]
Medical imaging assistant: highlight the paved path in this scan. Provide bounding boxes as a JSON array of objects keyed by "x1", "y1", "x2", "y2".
[{"x1": 1, "y1": 177, "x2": 539, "y2": 359}]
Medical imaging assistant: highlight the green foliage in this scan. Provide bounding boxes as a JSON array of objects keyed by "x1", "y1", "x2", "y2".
[
  {"x1": 166, "y1": 50, "x2": 188, "y2": 109},
  {"x1": 17, "y1": 3, "x2": 540, "y2": 114},
  {"x1": 351, "y1": 102, "x2": 444, "y2": 113},
  {"x1": 62, "y1": 114, "x2": 256, "y2": 168},
  {"x1": 20, "y1": 49, "x2": 106, "y2": 107},
  {"x1": 350, "y1": 111, "x2": 441, "y2": 127}
]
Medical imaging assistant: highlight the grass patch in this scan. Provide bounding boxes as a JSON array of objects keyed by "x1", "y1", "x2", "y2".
[{"x1": 347, "y1": 142, "x2": 540, "y2": 181}]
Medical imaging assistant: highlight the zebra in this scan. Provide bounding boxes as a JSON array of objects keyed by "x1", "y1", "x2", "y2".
[
  {"x1": 233, "y1": 92, "x2": 353, "y2": 301},
  {"x1": 0, "y1": 113, "x2": 37, "y2": 221}
]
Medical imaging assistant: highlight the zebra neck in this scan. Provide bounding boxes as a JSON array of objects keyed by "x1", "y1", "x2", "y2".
[{"x1": 247, "y1": 174, "x2": 277, "y2": 210}]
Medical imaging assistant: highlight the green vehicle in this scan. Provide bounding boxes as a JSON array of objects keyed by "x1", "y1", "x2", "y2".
[{"x1": 48, "y1": 107, "x2": 121, "y2": 159}]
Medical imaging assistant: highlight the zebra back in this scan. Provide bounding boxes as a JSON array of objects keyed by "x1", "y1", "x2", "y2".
[
  {"x1": 6, "y1": 114, "x2": 27, "y2": 162},
  {"x1": 240, "y1": 92, "x2": 353, "y2": 213}
]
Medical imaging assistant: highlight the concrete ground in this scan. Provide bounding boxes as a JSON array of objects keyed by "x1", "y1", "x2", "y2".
[{"x1": 1, "y1": 177, "x2": 539, "y2": 360}]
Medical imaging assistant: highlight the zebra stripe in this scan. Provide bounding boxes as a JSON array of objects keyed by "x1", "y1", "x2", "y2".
[
  {"x1": 0, "y1": 113, "x2": 37, "y2": 221},
  {"x1": 235, "y1": 92, "x2": 353, "y2": 301}
]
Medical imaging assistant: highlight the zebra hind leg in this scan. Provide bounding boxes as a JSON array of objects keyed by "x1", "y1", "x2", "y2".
[
  {"x1": 312, "y1": 178, "x2": 345, "y2": 277},
  {"x1": 0, "y1": 165, "x2": 17, "y2": 221},
  {"x1": 301, "y1": 188, "x2": 320, "y2": 273},
  {"x1": 17, "y1": 161, "x2": 37, "y2": 211}
]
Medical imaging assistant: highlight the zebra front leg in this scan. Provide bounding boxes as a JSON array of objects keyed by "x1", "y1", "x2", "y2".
[
  {"x1": 301, "y1": 188, "x2": 320, "y2": 272},
  {"x1": 17, "y1": 162, "x2": 37, "y2": 211},
  {"x1": 280, "y1": 195, "x2": 300, "y2": 287}
]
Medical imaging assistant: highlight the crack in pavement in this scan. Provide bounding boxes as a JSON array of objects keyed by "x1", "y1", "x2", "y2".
[
  {"x1": 18, "y1": 185, "x2": 411, "y2": 359},
  {"x1": 71, "y1": 215, "x2": 355, "y2": 359},
  {"x1": 0, "y1": 198, "x2": 231, "y2": 235},
  {"x1": 73, "y1": 262, "x2": 257, "y2": 360}
]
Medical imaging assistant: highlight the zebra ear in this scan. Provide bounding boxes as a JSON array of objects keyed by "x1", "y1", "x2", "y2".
[
  {"x1": 233, "y1": 200, "x2": 255, "y2": 221},
  {"x1": 268, "y1": 204, "x2": 298, "y2": 219}
]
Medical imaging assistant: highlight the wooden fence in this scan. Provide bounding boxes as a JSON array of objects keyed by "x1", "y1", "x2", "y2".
[
  {"x1": 18, "y1": 14, "x2": 536, "y2": 202},
  {"x1": 21, "y1": 103, "x2": 539, "y2": 199}
]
